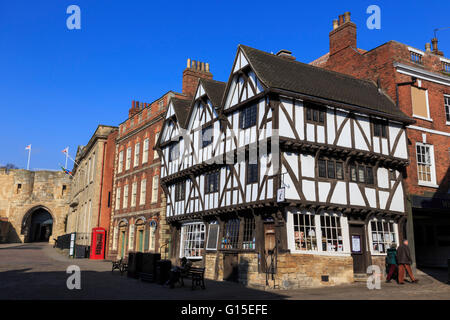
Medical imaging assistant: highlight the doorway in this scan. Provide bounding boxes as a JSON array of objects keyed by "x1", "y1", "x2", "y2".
[
  {"x1": 349, "y1": 224, "x2": 369, "y2": 274},
  {"x1": 22, "y1": 207, "x2": 53, "y2": 242},
  {"x1": 223, "y1": 253, "x2": 239, "y2": 282}
]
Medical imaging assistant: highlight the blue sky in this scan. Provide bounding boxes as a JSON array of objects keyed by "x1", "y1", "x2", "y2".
[{"x1": 1, "y1": 0, "x2": 449, "y2": 170}]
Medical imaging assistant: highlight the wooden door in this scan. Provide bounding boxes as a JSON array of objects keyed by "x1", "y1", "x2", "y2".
[
  {"x1": 120, "y1": 231, "x2": 126, "y2": 258},
  {"x1": 223, "y1": 253, "x2": 238, "y2": 282},
  {"x1": 349, "y1": 224, "x2": 368, "y2": 274},
  {"x1": 264, "y1": 223, "x2": 276, "y2": 273}
]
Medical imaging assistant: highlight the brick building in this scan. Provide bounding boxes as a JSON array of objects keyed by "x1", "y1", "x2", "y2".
[
  {"x1": 107, "y1": 59, "x2": 212, "y2": 259},
  {"x1": 312, "y1": 12, "x2": 450, "y2": 267}
]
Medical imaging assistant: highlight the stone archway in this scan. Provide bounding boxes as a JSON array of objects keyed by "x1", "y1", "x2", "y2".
[{"x1": 21, "y1": 206, "x2": 54, "y2": 243}]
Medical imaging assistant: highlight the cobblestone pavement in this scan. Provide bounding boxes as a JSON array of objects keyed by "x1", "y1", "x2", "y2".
[{"x1": 0, "y1": 243, "x2": 449, "y2": 300}]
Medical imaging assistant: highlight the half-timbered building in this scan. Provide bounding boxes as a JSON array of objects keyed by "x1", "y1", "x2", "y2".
[{"x1": 157, "y1": 45, "x2": 414, "y2": 289}]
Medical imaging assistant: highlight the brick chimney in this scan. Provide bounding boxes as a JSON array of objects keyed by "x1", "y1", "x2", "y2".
[
  {"x1": 431, "y1": 38, "x2": 444, "y2": 56},
  {"x1": 329, "y1": 11, "x2": 357, "y2": 56},
  {"x1": 129, "y1": 100, "x2": 146, "y2": 118},
  {"x1": 182, "y1": 59, "x2": 213, "y2": 97}
]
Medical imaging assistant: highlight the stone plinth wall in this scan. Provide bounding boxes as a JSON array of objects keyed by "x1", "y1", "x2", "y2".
[{"x1": 204, "y1": 251, "x2": 354, "y2": 290}]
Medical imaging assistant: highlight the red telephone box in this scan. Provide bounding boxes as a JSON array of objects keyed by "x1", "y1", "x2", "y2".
[{"x1": 90, "y1": 227, "x2": 106, "y2": 260}]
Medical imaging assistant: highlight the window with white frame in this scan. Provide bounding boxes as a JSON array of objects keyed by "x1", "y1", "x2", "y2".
[
  {"x1": 115, "y1": 187, "x2": 121, "y2": 210},
  {"x1": 123, "y1": 184, "x2": 129, "y2": 209},
  {"x1": 140, "y1": 179, "x2": 146, "y2": 205},
  {"x1": 289, "y1": 210, "x2": 347, "y2": 254},
  {"x1": 369, "y1": 219, "x2": 397, "y2": 254},
  {"x1": 445, "y1": 95, "x2": 450, "y2": 123},
  {"x1": 131, "y1": 182, "x2": 137, "y2": 207},
  {"x1": 134, "y1": 143, "x2": 140, "y2": 167},
  {"x1": 126, "y1": 147, "x2": 131, "y2": 170},
  {"x1": 416, "y1": 143, "x2": 435, "y2": 184},
  {"x1": 293, "y1": 212, "x2": 318, "y2": 251},
  {"x1": 206, "y1": 222, "x2": 219, "y2": 251},
  {"x1": 320, "y1": 215, "x2": 344, "y2": 252},
  {"x1": 143, "y1": 139, "x2": 149, "y2": 164},
  {"x1": 154, "y1": 132, "x2": 160, "y2": 159},
  {"x1": 180, "y1": 222, "x2": 205, "y2": 259},
  {"x1": 118, "y1": 151, "x2": 124, "y2": 173},
  {"x1": 151, "y1": 175, "x2": 159, "y2": 203}
]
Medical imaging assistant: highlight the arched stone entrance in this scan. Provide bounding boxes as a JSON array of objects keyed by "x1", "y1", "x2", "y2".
[{"x1": 21, "y1": 206, "x2": 54, "y2": 243}]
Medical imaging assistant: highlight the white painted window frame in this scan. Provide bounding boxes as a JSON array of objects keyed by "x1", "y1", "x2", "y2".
[
  {"x1": 140, "y1": 179, "x2": 146, "y2": 205},
  {"x1": 131, "y1": 182, "x2": 137, "y2": 207},
  {"x1": 179, "y1": 221, "x2": 206, "y2": 259},
  {"x1": 118, "y1": 151, "x2": 124, "y2": 173},
  {"x1": 126, "y1": 147, "x2": 131, "y2": 170},
  {"x1": 286, "y1": 208, "x2": 351, "y2": 256},
  {"x1": 367, "y1": 218, "x2": 399, "y2": 256},
  {"x1": 134, "y1": 143, "x2": 140, "y2": 167},
  {"x1": 415, "y1": 142, "x2": 438, "y2": 187},
  {"x1": 444, "y1": 95, "x2": 450, "y2": 125},
  {"x1": 123, "y1": 184, "x2": 129, "y2": 209},
  {"x1": 115, "y1": 187, "x2": 121, "y2": 210},
  {"x1": 142, "y1": 139, "x2": 149, "y2": 164}
]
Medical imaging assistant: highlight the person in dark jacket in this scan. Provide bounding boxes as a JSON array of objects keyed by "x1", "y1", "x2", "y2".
[
  {"x1": 385, "y1": 243, "x2": 398, "y2": 283},
  {"x1": 396, "y1": 239, "x2": 418, "y2": 284}
]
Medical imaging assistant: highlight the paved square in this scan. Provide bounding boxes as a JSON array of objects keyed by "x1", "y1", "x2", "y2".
[{"x1": 0, "y1": 243, "x2": 448, "y2": 300}]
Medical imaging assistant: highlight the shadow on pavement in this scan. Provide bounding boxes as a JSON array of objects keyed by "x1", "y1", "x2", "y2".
[
  {"x1": 419, "y1": 267, "x2": 449, "y2": 285},
  {"x1": 0, "y1": 267, "x2": 287, "y2": 300}
]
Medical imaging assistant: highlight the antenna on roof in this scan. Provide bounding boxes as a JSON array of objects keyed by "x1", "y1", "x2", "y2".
[{"x1": 434, "y1": 27, "x2": 450, "y2": 39}]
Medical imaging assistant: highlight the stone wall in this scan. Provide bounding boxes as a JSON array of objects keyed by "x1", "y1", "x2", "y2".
[
  {"x1": 204, "y1": 251, "x2": 354, "y2": 290},
  {"x1": 0, "y1": 168, "x2": 71, "y2": 243}
]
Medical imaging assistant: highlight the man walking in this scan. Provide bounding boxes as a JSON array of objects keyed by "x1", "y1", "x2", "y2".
[{"x1": 396, "y1": 239, "x2": 418, "y2": 284}]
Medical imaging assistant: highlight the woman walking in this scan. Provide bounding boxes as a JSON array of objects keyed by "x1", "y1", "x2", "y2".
[{"x1": 385, "y1": 243, "x2": 398, "y2": 283}]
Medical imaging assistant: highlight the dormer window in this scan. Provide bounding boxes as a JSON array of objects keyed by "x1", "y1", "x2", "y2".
[
  {"x1": 239, "y1": 104, "x2": 257, "y2": 129},
  {"x1": 410, "y1": 51, "x2": 423, "y2": 64}
]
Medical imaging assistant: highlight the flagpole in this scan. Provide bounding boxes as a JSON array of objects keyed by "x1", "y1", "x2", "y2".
[
  {"x1": 65, "y1": 147, "x2": 69, "y2": 169},
  {"x1": 27, "y1": 145, "x2": 31, "y2": 170}
]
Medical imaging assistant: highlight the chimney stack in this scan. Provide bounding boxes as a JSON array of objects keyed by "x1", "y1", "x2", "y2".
[
  {"x1": 182, "y1": 59, "x2": 213, "y2": 97},
  {"x1": 431, "y1": 38, "x2": 444, "y2": 56},
  {"x1": 425, "y1": 43, "x2": 431, "y2": 52},
  {"x1": 129, "y1": 100, "x2": 142, "y2": 118},
  {"x1": 329, "y1": 11, "x2": 357, "y2": 56}
]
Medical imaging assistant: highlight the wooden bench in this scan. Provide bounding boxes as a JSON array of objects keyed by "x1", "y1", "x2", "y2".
[
  {"x1": 180, "y1": 267, "x2": 206, "y2": 290},
  {"x1": 112, "y1": 258, "x2": 128, "y2": 275}
]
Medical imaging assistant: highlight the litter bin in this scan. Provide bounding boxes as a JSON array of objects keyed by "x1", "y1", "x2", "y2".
[{"x1": 156, "y1": 260, "x2": 172, "y2": 285}]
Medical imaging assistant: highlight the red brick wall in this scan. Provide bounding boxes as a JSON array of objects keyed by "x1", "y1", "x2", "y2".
[{"x1": 320, "y1": 31, "x2": 450, "y2": 199}]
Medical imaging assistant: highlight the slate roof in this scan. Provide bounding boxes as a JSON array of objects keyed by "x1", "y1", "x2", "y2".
[
  {"x1": 170, "y1": 97, "x2": 192, "y2": 128},
  {"x1": 239, "y1": 45, "x2": 412, "y2": 122},
  {"x1": 199, "y1": 78, "x2": 226, "y2": 107}
]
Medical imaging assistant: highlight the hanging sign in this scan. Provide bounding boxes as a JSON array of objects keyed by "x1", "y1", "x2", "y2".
[{"x1": 277, "y1": 188, "x2": 285, "y2": 203}]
